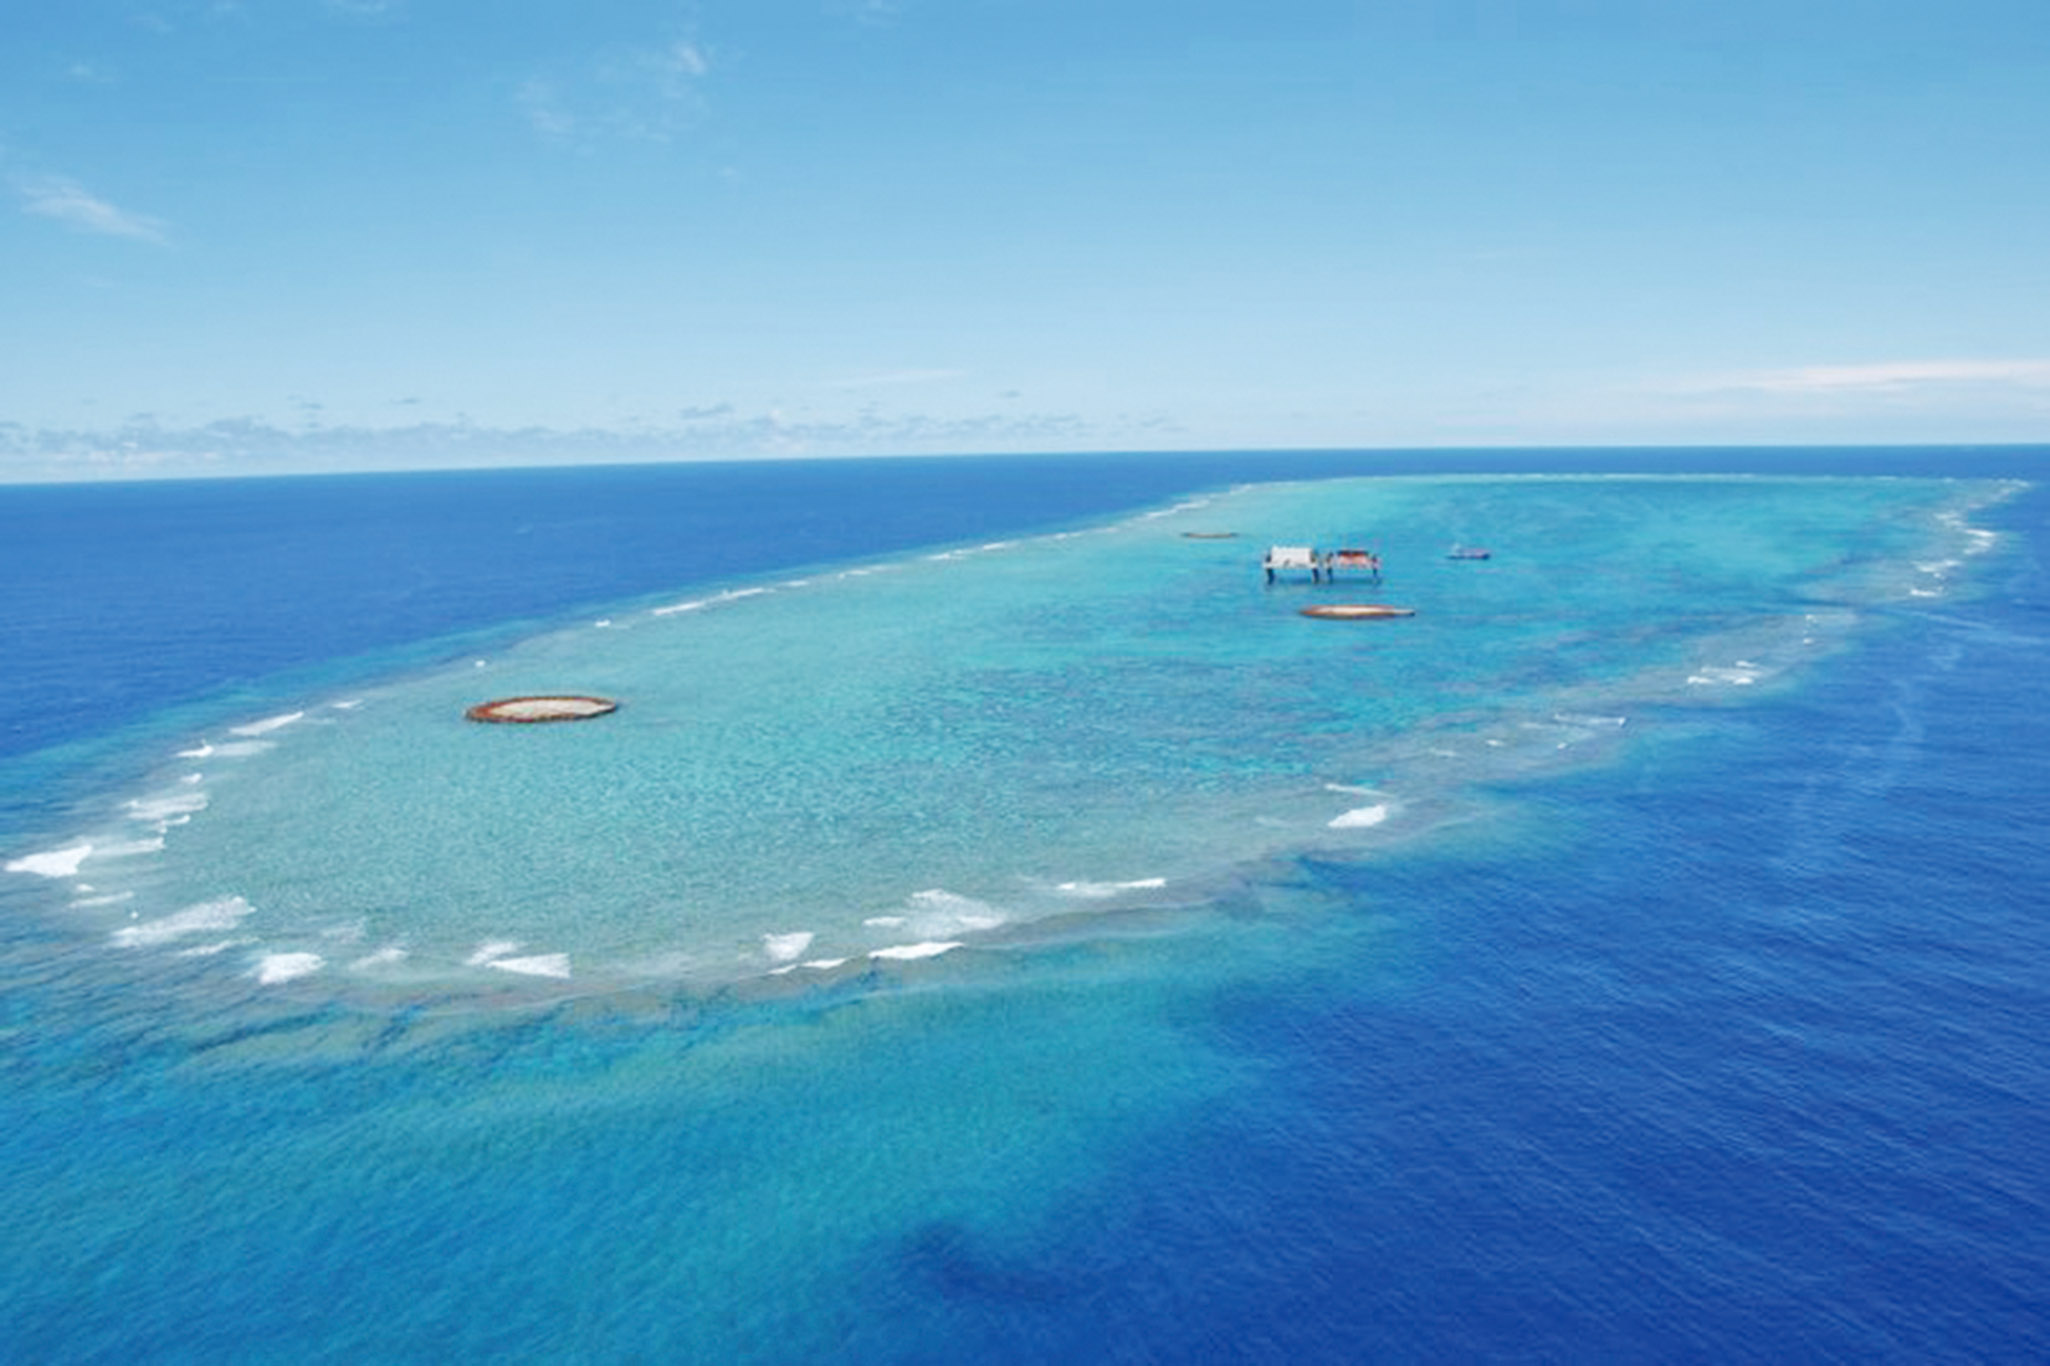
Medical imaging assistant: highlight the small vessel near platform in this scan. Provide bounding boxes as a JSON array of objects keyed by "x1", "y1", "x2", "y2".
[{"x1": 1447, "y1": 546, "x2": 1492, "y2": 560}]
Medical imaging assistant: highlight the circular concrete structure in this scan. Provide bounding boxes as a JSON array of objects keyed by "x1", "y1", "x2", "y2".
[
  {"x1": 465, "y1": 695, "x2": 619, "y2": 723},
  {"x1": 1300, "y1": 604, "x2": 1416, "y2": 620}
]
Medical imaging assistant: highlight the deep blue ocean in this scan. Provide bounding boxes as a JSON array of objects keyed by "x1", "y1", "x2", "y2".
[{"x1": 2, "y1": 447, "x2": 2047, "y2": 1362}]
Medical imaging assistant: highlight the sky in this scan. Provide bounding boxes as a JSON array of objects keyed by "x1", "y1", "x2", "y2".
[{"x1": 3, "y1": 0, "x2": 2047, "y2": 480}]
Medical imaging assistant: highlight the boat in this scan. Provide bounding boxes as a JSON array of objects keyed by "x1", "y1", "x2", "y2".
[
  {"x1": 1447, "y1": 547, "x2": 1491, "y2": 560},
  {"x1": 1300, "y1": 604, "x2": 1415, "y2": 620}
]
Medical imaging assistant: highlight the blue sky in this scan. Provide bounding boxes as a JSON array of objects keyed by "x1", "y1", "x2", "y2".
[{"x1": 3, "y1": 0, "x2": 2047, "y2": 479}]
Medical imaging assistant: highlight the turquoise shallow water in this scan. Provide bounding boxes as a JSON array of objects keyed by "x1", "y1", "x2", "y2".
[
  {"x1": 10, "y1": 475, "x2": 2000, "y2": 1001},
  {"x1": 2, "y1": 460, "x2": 2044, "y2": 1362}
]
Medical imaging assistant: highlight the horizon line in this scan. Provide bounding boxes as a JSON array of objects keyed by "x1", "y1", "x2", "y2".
[{"x1": 3, "y1": 441, "x2": 2046, "y2": 489}]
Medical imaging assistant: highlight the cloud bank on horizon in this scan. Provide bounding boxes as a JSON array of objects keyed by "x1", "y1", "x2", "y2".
[{"x1": 2, "y1": 0, "x2": 2046, "y2": 479}]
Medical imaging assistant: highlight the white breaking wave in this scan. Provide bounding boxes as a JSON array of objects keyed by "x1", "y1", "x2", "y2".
[
  {"x1": 1687, "y1": 665, "x2": 1761, "y2": 687},
  {"x1": 7, "y1": 843, "x2": 94, "y2": 878},
  {"x1": 252, "y1": 952, "x2": 324, "y2": 984},
  {"x1": 905, "y1": 888, "x2": 1006, "y2": 934},
  {"x1": 1055, "y1": 877, "x2": 1167, "y2": 899},
  {"x1": 488, "y1": 954, "x2": 571, "y2": 979},
  {"x1": 230, "y1": 711, "x2": 304, "y2": 737},
  {"x1": 1937, "y1": 512, "x2": 2000, "y2": 554},
  {"x1": 800, "y1": 958, "x2": 848, "y2": 971},
  {"x1": 1329, "y1": 804, "x2": 1391, "y2": 829},
  {"x1": 73, "y1": 892, "x2": 135, "y2": 908},
  {"x1": 111, "y1": 896, "x2": 255, "y2": 948},
  {"x1": 175, "y1": 939, "x2": 247, "y2": 958},
  {"x1": 465, "y1": 939, "x2": 524, "y2": 966},
  {"x1": 762, "y1": 931, "x2": 815, "y2": 962},
  {"x1": 351, "y1": 946, "x2": 409, "y2": 969},
  {"x1": 869, "y1": 941, "x2": 963, "y2": 961},
  {"x1": 653, "y1": 586, "x2": 769, "y2": 616},
  {"x1": 93, "y1": 838, "x2": 165, "y2": 859},
  {"x1": 202, "y1": 740, "x2": 275, "y2": 759},
  {"x1": 128, "y1": 791, "x2": 209, "y2": 824}
]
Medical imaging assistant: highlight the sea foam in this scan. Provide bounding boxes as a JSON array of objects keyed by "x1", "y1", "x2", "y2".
[
  {"x1": 202, "y1": 740, "x2": 276, "y2": 759},
  {"x1": 252, "y1": 952, "x2": 324, "y2": 984},
  {"x1": 905, "y1": 889, "x2": 1006, "y2": 934},
  {"x1": 230, "y1": 711, "x2": 305, "y2": 737},
  {"x1": 488, "y1": 954, "x2": 571, "y2": 979},
  {"x1": 1055, "y1": 877, "x2": 1168, "y2": 899},
  {"x1": 175, "y1": 939, "x2": 246, "y2": 958},
  {"x1": 93, "y1": 838, "x2": 165, "y2": 859},
  {"x1": 128, "y1": 791, "x2": 209, "y2": 824},
  {"x1": 653, "y1": 586, "x2": 769, "y2": 616},
  {"x1": 870, "y1": 942, "x2": 964, "y2": 961},
  {"x1": 7, "y1": 843, "x2": 93, "y2": 878},
  {"x1": 1329, "y1": 804, "x2": 1391, "y2": 829},
  {"x1": 465, "y1": 940, "x2": 524, "y2": 966},
  {"x1": 111, "y1": 896, "x2": 255, "y2": 949}
]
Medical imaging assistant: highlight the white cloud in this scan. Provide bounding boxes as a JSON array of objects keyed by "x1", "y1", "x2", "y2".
[
  {"x1": 658, "y1": 42, "x2": 709, "y2": 80},
  {"x1": 0, "y1": 406, "x2": 1108, "y2": 481},
  {"x1": 518, "y1": 80, "x2": 577, "y2": 141},
  {"x1": 1727, "y1": 359, "x2": 2050, "y2": 396},
  {"x1": 829, "y1": 0, "x2": 904, "y2": 25},
  {"x1": 16, "y1": 176, "x2": 168, "y2": 243},
  {"x1": 827, "y1": 368, "x2": 966, "y2": 389},
  {"x1": 524, "y1": 32, "x2": 713, "y2": 146}
]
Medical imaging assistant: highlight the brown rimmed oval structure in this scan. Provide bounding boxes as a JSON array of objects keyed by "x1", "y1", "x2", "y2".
[
  {"x1": 465, "y1": 695, "x2": 620, "y2": 723},
  {"x1": 1300, "y1": 604, "x2": 1416, "y2": 620}
]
